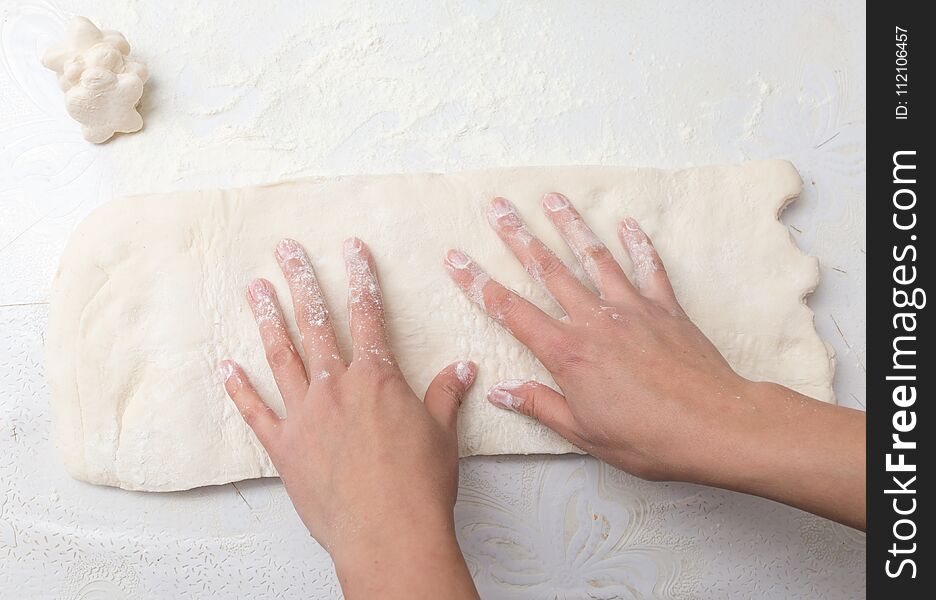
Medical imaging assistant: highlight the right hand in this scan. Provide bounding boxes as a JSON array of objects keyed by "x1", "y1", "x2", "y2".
[
  {"x1": 444, "y1": 194, "x2": 751, "y2": 483},
  {"x1": 444, "y1": 194, "x2": 865, "y2": 534}
]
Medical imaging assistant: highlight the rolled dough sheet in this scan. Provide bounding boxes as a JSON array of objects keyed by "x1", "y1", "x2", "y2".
[{"x1": 47, "y1": 160, "x2": 834, "y2": 491}]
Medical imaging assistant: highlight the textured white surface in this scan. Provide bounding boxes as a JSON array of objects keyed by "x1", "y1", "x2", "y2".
[{"x1": 1, "y1": 0, "x2": 865, "y2": 598}]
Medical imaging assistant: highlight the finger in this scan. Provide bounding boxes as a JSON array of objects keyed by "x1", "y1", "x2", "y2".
[
  {"x1": 424, "y1": 360, "x2": 476, "y2": 433},
  {"x1": 487, "y1": 197, "x2": 595, "y2": 314},
  {"x1": 444, "y1": 249, "x2": 564, "y2": 357},
  {"x1": 275, "y1": 238, "x2": 344, "y2": 374},
  {"x1": 618, "y1": 218, "x2": 682, "y2": 313},
  {"x1": 487, "y1": 380, "x2": 582, "y2": 445},
  {"x1": 344, "y1": 237, "x2": 391, "y2": 363},
  {"x1": 218, "y1": 360, "x2": 282, "y2": 447},
  {"x1": 247, "y1": 278, "x2": 310, "y2": 407},
  {"x1": 541, "y1": 192, "x2": 637, "y2": 301}
]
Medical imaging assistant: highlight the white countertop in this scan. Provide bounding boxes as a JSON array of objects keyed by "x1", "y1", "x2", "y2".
[{"x1": 0, "y1": 1, "x2": 866, "y2": 598}]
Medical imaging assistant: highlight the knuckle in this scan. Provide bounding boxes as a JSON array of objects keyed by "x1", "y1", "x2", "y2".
[
  {"x1": 239, "y1": 404, "x2": 264, "y2": 427},
  {"x1": 587, "y1": 245, "x2": 616, "y2": 268},
  {"x1": 299, "y1": 300, "x2": 329, "y2": 329},
  {"x1": 535, "y1": 252, "x2": 566, "y2": 280},
  {"x1": 267, "y1": 343, "x2": 299, "y2": 370},
  {"x1": 438, "y1": 379, "x2": 465, "y2": 403},
  {"x1": 487, "y1": 287, "x2": 521, "y2": 321},
  {"x1": 542, "y1": 336, "x2": 588, "y2": 374},
  {"x1": 520, "y1": 392, "x2": 539, "y2": 419},
  {"x1": 242, "y1": 408, "x2": 259, "y2": 426},
  {"x1": 365, "y1": 360, "x2": 400, "y2": 387}
]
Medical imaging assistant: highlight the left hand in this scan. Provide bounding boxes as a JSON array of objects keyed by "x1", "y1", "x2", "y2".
[{"x1": 220, "y1": 237, "x2": 479, "y2": 599}]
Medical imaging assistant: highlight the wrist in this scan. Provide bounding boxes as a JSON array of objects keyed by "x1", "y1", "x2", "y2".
[
  {"x1": 684, "y1": 378, "x2": 866, "y2": 528},
  {"x1": 330, "y1": 517, "x2": 459, "y2": 566},
  {"x1": 724, "y1": 381, "x2": 866, "y2": 527},
  {"x1": 332, "y1": 522, "x2": 476, "y2": 599},
  {"x1": 674, "y1": 376, "x2": 777, "y2": 489}
]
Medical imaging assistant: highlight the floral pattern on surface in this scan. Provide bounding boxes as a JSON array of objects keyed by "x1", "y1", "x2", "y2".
[{"x1": 457, "y1": 458, "x2": 689, "y2": 599}]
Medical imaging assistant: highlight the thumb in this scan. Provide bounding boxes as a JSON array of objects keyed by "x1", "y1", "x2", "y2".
[
  {"x1": 424, "y1": 361, "x2": 477, "y2": 433},
  {"x1": 488, "y1": 380, "x2": 580, "y2": 444}
]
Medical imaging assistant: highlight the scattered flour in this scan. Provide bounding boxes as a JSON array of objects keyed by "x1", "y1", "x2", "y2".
[
  {"x1": 53, "y1": 0, "x2": 780, "y2": 197},
  {"x1": 275, "y1": 238, "x2": 329, "y2": 328},
  {"x1": 620, "y1": 219, "x2": 659, "y2": 288}
]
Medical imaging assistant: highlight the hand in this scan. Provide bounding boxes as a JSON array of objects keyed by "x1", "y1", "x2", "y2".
[
  {"x1": 220, "y1": 237, "x2": 480, "y2": 599},
  {"x1": 445, "y1": 194, "x2": 865, "y2": 529}
]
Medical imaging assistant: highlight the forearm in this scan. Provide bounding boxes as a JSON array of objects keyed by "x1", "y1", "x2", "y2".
[
  {"x1": 693, "y1": 381, "x2": 866, "y2": 530},
  {"x1": 333, "y1": 526, "x2": 479, "y2": 600}
]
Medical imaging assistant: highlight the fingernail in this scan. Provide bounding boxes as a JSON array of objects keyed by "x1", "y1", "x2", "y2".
[
  {"x1": 445, "y1": 249, "x2": 471, "y2": 269},
  {"x1": 343, "y1": 237, "x2": 363, "y2": 255},
  {"x1": 488, "y1": 388, "x2": 518, "y2": 411},
  {"x1": 275, "y1": 238, "x2": 301, "y2": 261},
  {"x1": 454, "y1": 361, "x2": 476, "y2": 386},
  {"x1": 490, "y1": 197, "x2": 514, "y2": 217},
  {"x1": 217, "y1": 360, "x2": 235, "y2": 382},
  {"x1": 488, "y1": 197, "x2": 522, "y2": 229},
  {"x1": 247, "y1": 279, "x2": 269, "y2": 302},
  {"x1": 542, "y1": 192, "x2": 569, "y2": 211},
  {"x1": 488, "y1": 380, "x2": 528, "y2": 411},
  {"x1": 623, "y1": 217, "x2": 641, "y2": 232}
]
